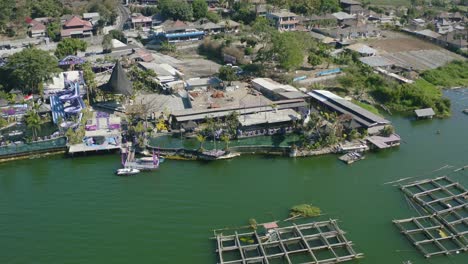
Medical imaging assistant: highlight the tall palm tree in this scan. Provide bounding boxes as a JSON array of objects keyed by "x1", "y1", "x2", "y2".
[
  {"x1": 25, "y1": 110, "x2": 41, "y2": 140},
  {"x1": 196, "y1": 134, "x2": 206, "y2": 150}
]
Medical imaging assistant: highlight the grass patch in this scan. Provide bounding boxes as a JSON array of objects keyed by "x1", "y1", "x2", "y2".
[
  {"x1": 421, "y1": 60, "x2": 468, "y2": 88},
  {"x1": 352, "y1": 100, "x2": 381, "y2": 115},
  {"x1": 369, "y1": 0, "x2": 411, "y2": 6}
]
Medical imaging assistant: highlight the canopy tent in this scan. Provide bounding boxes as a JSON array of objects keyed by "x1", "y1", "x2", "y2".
[{"x1": 102, "y1": 61, "x2": 133, "y2": 96}]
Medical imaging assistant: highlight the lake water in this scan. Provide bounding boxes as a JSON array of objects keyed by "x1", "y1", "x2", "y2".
[{"x1": 1, "y1": 89, "x2": 467, "y2": 264}]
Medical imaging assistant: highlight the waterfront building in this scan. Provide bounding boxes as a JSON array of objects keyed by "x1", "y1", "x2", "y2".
[
  {"x1": 308, "y1": 90, "x2": 391, "y2": 135},
  {"x1": 415, "y1": 108, "x2": 435, "y2": 119},
  {"x1": 159, "y1": 20, "x2": 205, "y2": 43}
]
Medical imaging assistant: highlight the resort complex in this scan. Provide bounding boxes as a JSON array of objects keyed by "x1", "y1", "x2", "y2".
[{"x1": 0, "y1": 0, "x2": 467, "y2": 263}]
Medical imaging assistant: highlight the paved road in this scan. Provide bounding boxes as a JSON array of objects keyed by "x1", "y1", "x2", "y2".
[{"x1": 116, "y1": 3, "x2": 130, "y2": 31}]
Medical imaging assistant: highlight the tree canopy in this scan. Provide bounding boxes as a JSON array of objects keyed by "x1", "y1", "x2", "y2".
[
  {"x1": 192, "y1": 0, "x2": 208, "y2": 20},
  {"x1": 271, "y1": 32, "x2": 306, "y2": 70},
  {"x1": 267, "y1": 0, "x2": 340, "y2": 14},
  {"x1": 54, "y1": 38, "x2": 87, "y2": 59},
  {"x1": 159, "y1": 0, "x2": 193, "y2": 21},
  {"x1": 218, "y1": 66, "x2": 238, "y2": 84},
  {"x1": 4, "y1": 48, "x2": 60, "y2": 94}
]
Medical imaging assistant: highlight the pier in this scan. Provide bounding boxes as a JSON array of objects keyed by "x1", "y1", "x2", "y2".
[
  {"x1": 393, "y1": 176, "x2": 468, "y2": 258},
  {"x1": 214, "y1": 219, "x2": 363, "y2": 264}
]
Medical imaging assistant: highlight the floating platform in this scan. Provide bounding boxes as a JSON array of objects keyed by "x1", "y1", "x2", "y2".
[
  {"x1": 338, "y1": 152, "x2": 365, "y2": 165},
  {"x1": 214, "y1": 219, "x2": 363, "y2": 264},
  {"x1": 393, "y1": 176, "x2": 468, "y2": 258}
]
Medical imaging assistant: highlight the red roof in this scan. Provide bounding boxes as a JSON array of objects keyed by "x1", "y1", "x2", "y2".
[
  {"x1": 31, "y1": 22, "x2": 46, "y2": 31},
  {"x1": 263, "y1": 222, "x2": 279, "y2": 229},
  {"x1": 25, "y1": 17, "x2": 33, "y2": 24},
  {"x1": 64, "y1": 16, "x2": 92, "y2": 28},
  {"x1": 173, "y1": 20, "x2": 187, "y2": 27}
]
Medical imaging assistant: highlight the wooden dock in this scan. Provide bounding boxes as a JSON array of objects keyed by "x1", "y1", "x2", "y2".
[
  {"x1": 393, "y1": 176, "x2": 468, "y2": 258},
  {"x1": 214, "y1": 219, "x2": 363, "y2": 264}
]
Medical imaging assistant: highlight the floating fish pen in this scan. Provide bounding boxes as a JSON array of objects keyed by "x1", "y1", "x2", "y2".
[
  {"x1": 214, "y1": 219, "x2": 363, "y2": 264},
  {"x1": 393, "y1": 176, "x2": 468, "y2": 258}
]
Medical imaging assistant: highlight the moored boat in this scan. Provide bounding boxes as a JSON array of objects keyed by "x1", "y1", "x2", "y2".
[
  {"x1": 115, "y1": 168, "x2": 140, "y2": 176},
  {"x1": 463, "y1": 109, "x2": 468, "y2": 114}
]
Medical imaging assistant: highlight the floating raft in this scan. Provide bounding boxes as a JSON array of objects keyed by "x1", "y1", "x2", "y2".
[
  {"x1": 214, "y1": 219, "x2": 363, "y2": 264},
  {"x1": 338, "y1": 152, "x2": 365, "y2": 165},
  {"x1": 393, "y1": 176, "x2": 468, "y2": 258}
]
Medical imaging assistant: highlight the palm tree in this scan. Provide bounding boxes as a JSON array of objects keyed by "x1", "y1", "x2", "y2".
[
  {"x1": 25, "y1": 110, "x2": 41, "y2": 140},
  {"x1": 220, "y1": 134, "x2": 230, "y2": 150},
  {"x1": 196, "y1": 134, "x2": 207, "y2": 151}
]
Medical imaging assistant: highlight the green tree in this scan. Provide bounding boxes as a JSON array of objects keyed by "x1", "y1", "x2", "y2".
[
  {"x1": 218, "y1": 66, "x2": 238, "y2": 85},
  {"x1": 46, "y1": 21, "x2": 61, "y2": 42},
  {"x1": 31, "y1": 0, "x2": 63, "y2": 18},
  {"x1": 159, "y1": 0, "x2": 193, "y2": 21},
  {"x1": 320, "y1": 0, "x2": 340, "y2": 13},
  {"x1": 25, "y1": 110, "x2": 41, "y2": 140},
  {"x1": 206, "y1": 11, "x2": 221, "y2": 23},
  {"x1": 308, "y1": 53, "x2": 322, "y2": 68},
  {"x1": 220, "y1": 134, "x2": 230, "y2": 150},
  {"x1": 81, "y1": 62, "x2": 96, "y2": 104},
  {"x1": 55, "y1": 38, "x2": 87, "y2": 59},
  {"x1": 5, "y1": 48, "x2": 60, "y2": 94},
  {"x1": 272, "y1": 32, "x2": 304, "y2": 70},
  {"x1": 192, "y1": 0, "x2": 208, "y2": 20},
  {"x1": 196, "y1": 134, "x2": 206, "y2": 150}
]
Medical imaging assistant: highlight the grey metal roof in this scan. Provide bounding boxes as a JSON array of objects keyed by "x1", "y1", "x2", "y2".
[
  {"x1": 359, "y1": 56, "x2": 394, "y2": 67},
  {"x1": 309, "y1": 90, "x2": 390, "y2": 128},
  {"x1": 415, "y1": 108, "x2": 435, "y2": 117}
]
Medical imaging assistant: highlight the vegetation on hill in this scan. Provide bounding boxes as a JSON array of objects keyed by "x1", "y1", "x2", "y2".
[{"x1": 421, "y1": 60, "x2": 468, "y2": 88}]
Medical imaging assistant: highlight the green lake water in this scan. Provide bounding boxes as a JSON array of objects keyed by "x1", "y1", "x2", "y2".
[{"x1": 1, "y1": 89, "x2": 468, "y2": 264}]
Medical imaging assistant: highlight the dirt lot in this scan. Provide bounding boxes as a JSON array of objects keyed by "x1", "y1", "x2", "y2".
[
  {"x1": 366, "y1": 31, "x2": 442, "y2": 53},
  {"x1": 190, "y1": 81, "x2": 272, "y2": 110}
]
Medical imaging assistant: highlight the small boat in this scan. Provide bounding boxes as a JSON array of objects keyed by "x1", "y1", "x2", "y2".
[
  {"x1": 8, "y1": 130, "x2": 23, "y2": 137},
  {"x1": 463, "y1": 109, "x2": 468, "y2": 115},
  {"x1": 115, "y1": 168, "x2": 140, "y2": 176}
]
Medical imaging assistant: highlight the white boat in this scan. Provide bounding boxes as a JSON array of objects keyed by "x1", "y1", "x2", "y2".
[
  {"x1": 8, "y1": 130, "x2": 23, "y2": 136},
  {"x1": 115, "y1": 168, "x2": 140, "y2": 176}
]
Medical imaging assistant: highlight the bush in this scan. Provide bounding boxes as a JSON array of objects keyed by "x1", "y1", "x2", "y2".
[{"x1": 290, "y1": 204, "x2": 321, "y2": 217}]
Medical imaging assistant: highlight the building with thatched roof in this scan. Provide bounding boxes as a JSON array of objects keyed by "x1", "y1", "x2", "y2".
[{"x1": 102, "y1": 61, "x2": 133, "y2": 96}]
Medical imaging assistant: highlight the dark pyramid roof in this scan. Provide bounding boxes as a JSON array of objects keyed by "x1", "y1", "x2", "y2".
[{"x1": 105, "y1": 61, "x2": 133, "y2": 96}]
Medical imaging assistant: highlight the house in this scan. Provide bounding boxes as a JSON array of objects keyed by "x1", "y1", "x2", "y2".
[
  {"x1": 332, "y1": 11, "x2": 356, "y2": 26},
  {"x1": 340, "y1": 0, "x2": 364, "y2": 15},
  {"x1": 83, "y1": 13, "x2": 100, "y2": 25},
  {"x1": 255, "y1": 4, "x2": 268, "y2": 17},
  {"x1": 251, "y1": 78, "x2": 305, "y2": 101},
  {"x1": 438, "y1": 30, "x2": 468, "y2": 50},
  {"x1": 314, "y1": 24, "x2": 380, "y2": 41},
  {"x1": 169, "y1": 99, "x2": 308, "y2": 130},
  {"x1": 435, "y1": 19, "x2": 454, "y2": 34},
  {"x1": 415, "y1": 108, "x2": 435, "y2": 119},
  {"x1": 368, "y1": 13, "x2": 395, "y2": 25},
  {"x1": 138, "y1": 62, "x2": 184, "y2": 83},
  {"x1": 61, "y1": 16, "x2": 93, "y2": 38},
  {"x1": 194, "y1": 19, "x2": 224, "y2": 35},
  {"x1": 28, "y1": 20, "x2": 46, "y2": 38},
  {"x1": 218, "y1": 19, "x2": 241, "y2": 33},
  {"x1": 308, "y1": 90, "x2": 391, "y2": 135},
  {"x1": 346, "y1": 43, "x2": 377, "y2": 57},
  {"x1": 131, "y1": 14, "x2": 152, "y2": 30},
  {"x1": 266, "y1": 10, "x2": 298, "y2": 31},
  {"x1": 185, "y1": 77, "x2": 222, "y2": 91},
  {"x1": 238, "y1": 109, "x2": 300, "y2": 138},
  {"x1": 306, "y1": 14, "x2": 338, "y2": 28},
  {"x1": 160, "y1": 20, "x2": 205, "y2": 43},
  {"x1": 409, "y1": 18, "x2": 426, "y2": 30},
  {"x1": 130, "y1": 49, "x2": 154, "y2": 62}
]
